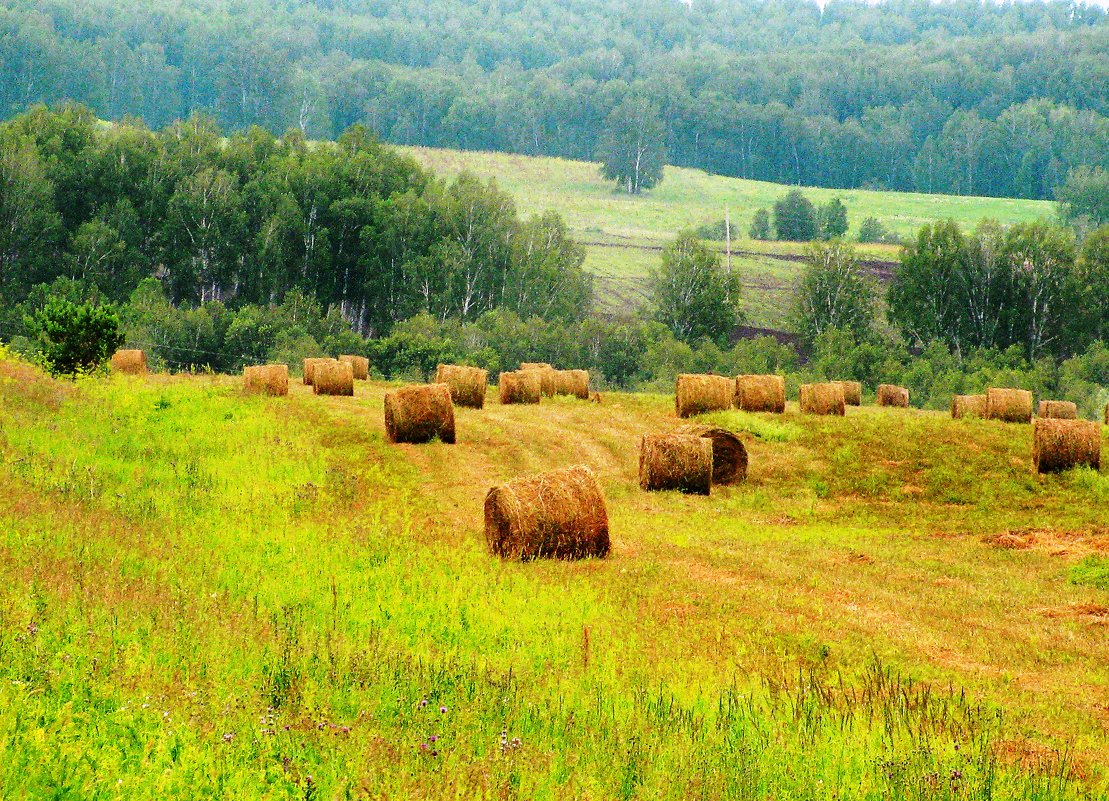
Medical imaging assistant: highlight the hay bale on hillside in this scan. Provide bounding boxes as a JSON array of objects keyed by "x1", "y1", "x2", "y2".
[
  {"x1": 639, "y1": 433, "x2": 713, "y2": 495},
  {"x1": 520, "y1": 362, "x2": 553, "y2": 371},
  {"x1": 435, "y1": 364, "x2": 488, "y2": 408},
  {"x1": 554, "y1": 369, "x2": 590, "y2": 399},
  {"x1": 877, "y1": 384, "x2": 910, "y2": 408},
  {"x1": 675, "y1": 423, "x2": 748, "y2": 484},
  {"x1": 1032, "y1": 418, "x2": 1100, "y2": 473},
  {"x1": 303, "y1": 357, "x2": 332, "y2": 386},
  {"x1": 520, "y1": 363, "x2": 557, "y2": 396},
  {"x1": 312, "y1": 360, "x2": 354, "y2": 396},
  {"x1": 1037, "y1": 400, "x2": 1077, "y2": 419},
  {"x1": 499, "y1": 370, "x2": 542, "y2": 405},
  {"x1": 836, "y1": 381, "x2": 862, "y2": 406},
  {"x1": 735, "y1": 374, "x2": 786, "y2": 413},
  {"x1": 243, "y1": 364, "x2": 289, "y2": 396},
  {"x1": 675, "y1": 374, "x2": 734, "y2": 418},
  {"x1": 339, "y1": 355, "x2": 370, "y2": 380},
  {"x1": 484, "y1": 465, "x2": 609, "y2": 560},
  {"x1": 986, "y1": 388, "x2": 1033, "y2": 423},
  {"x1": 384, "y1": 383, "x2": 456, "y2": 444},
  {"x1": 111, "y1": 349, "x2": 147, "y2": 375},
  {"x1": 952, "y1": 394, "x2": 987, "y2": 419},
  {"x1": 799, "y1": 383, "x2": 845, "y2": 416}
]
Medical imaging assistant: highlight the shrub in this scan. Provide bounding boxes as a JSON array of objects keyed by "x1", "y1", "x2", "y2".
[{"x1": 25, "y1": 297, "x2": 125, "y2": 376}]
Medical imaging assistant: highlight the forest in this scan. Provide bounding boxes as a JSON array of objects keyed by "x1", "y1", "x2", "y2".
[{"x1": 1, "y1": 0, "x2": 1107, "y2": 199}]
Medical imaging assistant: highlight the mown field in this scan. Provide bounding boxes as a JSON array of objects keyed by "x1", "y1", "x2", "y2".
[
  {"x1": 404, "y1": 148, "x2": 1057, "y2": 325},
  {"x1": 1, "y1": 355, "x2": 1106, "y2": 798}
]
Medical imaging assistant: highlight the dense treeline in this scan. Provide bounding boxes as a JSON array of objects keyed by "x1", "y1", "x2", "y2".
[{"x1": 1, "y1": 0, "x2": 1107, "y2": 199}]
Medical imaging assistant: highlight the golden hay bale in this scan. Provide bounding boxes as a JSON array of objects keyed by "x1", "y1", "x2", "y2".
[
  {"x1": 111, "y1": 349, "x2": 147, "y2": 375},
  {"x1": 521, "y1": 363, "x2": 557, "y2": 397},
  {"x1": 435, "y1": 364, "x2": 488, "y2": 409},
  {"x1": 1037, "y1": 400, "x2": 1077, "y2": 420},
  {"x1": 384, "y1": 383, "x2": 456, "y2": 444},
  {"x1": 499, "y1": 370, "x2": 541, "y2": 405},
  {"x1": 986, "y1": 388, "x2": 1033, "y2": 423},
  {"x1": 735, "y1": 374, "x2": 786, "y2": 413},
  {"x1": 675, "y1": 374, "x2": 734, "y2": 418},
  {"x1": 674, "y1": 424, "x2": 748, "y2": 484},
  {"x1": 312, "y1": 360, "x2": 354, "y2": 396},
  {"x1": 303, "y1": 357, "x2": 333, "y2": 386},
  {"x1": 799, "y1": 383, "x2": 845, "y2": 416},
  {"x1": 484, "y1": 465, "x2": 609, "y2": 560},
  {"x1": 876, "y1": 384, "x2": 910, "y2": 408},
  {"x1": 836, "y1": 381, "x2": 862, "y2": 406},
  {"x1": 339, "y1": 354, "x2": 370, "y2": 380},
  {"x1": 243, "y1": 364, "x2": 289, "y2": 396},
  {"x1": 952, "y1": 394, "x2": 987, "y2": 419},
  {"x1": 553, "y1": 369, "x2": 590, "y2": 399},
  {"x1": 1032, "y1": 418, "x2": 1100, "y2": 473},
  {"x1": 639, "y1": 433, "x2": 712, "y2": 495},
  {"x1": 520, "y1": 362, "x2": 553, "y2": 371}
]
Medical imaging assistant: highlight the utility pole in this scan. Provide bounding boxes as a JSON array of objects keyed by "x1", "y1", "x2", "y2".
[{"x1": 725, "y1": 206, "x2": 732, "y2": 272}]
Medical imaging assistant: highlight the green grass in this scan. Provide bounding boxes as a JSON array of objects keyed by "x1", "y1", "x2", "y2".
[
  {"x1": 0, "y1": 355, "x2": 1105, "y2": 798},
  {"x1": 1070, "y1": 556, "x2": 1109, "y2": 591}
]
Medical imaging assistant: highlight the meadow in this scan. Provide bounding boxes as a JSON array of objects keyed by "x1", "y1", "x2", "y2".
[{"x1": 0, "y1": 351, "x2": 1106, "y2": 798}]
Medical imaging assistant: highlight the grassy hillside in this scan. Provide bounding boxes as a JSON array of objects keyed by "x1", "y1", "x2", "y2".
[
  {"x1": 405, "y1": 148, "x2": 1056, "y2": 326},
  {"x1": 1, "y1": 354, "x2": 1105, "y2": 797}
]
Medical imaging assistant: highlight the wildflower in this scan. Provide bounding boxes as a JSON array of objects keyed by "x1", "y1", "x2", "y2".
[
  {"x1": 440, "y1": 706, "x2": 448, "y2": 714},
  {"x1": 222, "y1": 733, "x2": 234, "y2": 743},
  {"x1": 419, "y1": 699, "x2": 428, "y2": 708},
  {"x1": 428, "y1": 735, "x2": 438, "y2": 743}
]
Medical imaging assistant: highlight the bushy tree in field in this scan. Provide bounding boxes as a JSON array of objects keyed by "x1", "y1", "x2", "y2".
[
  {"x1": 26, "y1": 297, "x2": 124, "y2": 375},
  {"x1": 773, "y1": 191, "x2": 818, "y2": 241},
  {"x1": 818, "y1": 198, "x2": 848, "y2": 240},
  {"x1": 1057, "y1": 166, "x2": 1109, "y2": 229},
  {"x1": 749, "y1": 209, "x2": 771, "y2": 240},
  {"x1": 649, "y1": 232, "x2": 744, "y2": 346},
  {"x1": 856, "y1": 217, "x2": 888, "y2": 243},
  {"x1": 595, "y1": 97, "x2": 666, "y2": 195},
  {"x1": 792, "y1": 240, "x2": 879, "y2": 345}
]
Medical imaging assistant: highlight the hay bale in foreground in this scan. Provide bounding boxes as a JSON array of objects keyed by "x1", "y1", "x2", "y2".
[
  {"x1": 639, "y1": 433, "x2": 713, "y2": 495},
  {"x1": 553, "y1": 369, "x2": 590, "y2": 399},
  {"x1": 952, "y1": 394, "x2": 987, "y2": 419},
  {"x1": 243, "y1": 364, "x2": 289, "y2": 396},
  {"x1": 986, "y1": 388, "x2": 1033, "y2": 423},
  {"x1": 877, "y1": 384, "x2": 910, "y2": 408},
  {"x1": 675, "y1": 423, "x2": 748, "y2": 484},
  {"x1": 111, "y1": 349, "x2": 147, "y2": 375},
  {"x1": 303, "y1": 357, "x2": 332, "y2": 386},
  {"x1": 1033, "y1": 418, "x2": 1100, "y2": 473},
  {"x1": 499, "y1": 370, "x2": 541, "y2": 405},
  {"x1": 1037, "y1": 400, "x2": 1077, "y2": 419},
  {"x1": 484, "y1": 465, "x2": 609, "y2": 560},
  {"x1": 675, "y1": 374, "x2": 734, "y2": 418},
  {"x1": 735, "y1": 374, "x2": 786, "y2": 413},
  {"x1": 339, "y1": 355, "x2": 370, "y2": 380},
  {"x1": 800, "y1": 383, "x2": 845, "y2": 416},
  {"x1": 435, "y1": 364, "x2": 488, "y2": 408},
  {"x1": 312, "y1": 360, "x2": 354, "y2": 396},
  {"x1": 384, "y1": 383, "x2": 456, "y2": 444},
  {"x1": 836, "y1": 381, "x2": 862, "y2": 406}
]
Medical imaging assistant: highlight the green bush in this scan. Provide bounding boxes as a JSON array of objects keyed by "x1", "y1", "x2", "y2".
[{"x1": 25, "y1": 297, "x2": 124, "y2": 376}]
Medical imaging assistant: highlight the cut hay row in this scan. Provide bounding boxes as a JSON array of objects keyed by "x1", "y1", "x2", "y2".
[
  {"x1": 485, "y1": 465, "x2": 609, "y2": 560},
  {"x1": 800, "y1": 382, "x2": 845, "y2": 416},
  {"x1": 675, "y1": 374, "x2": 733, "y2": 418},
  {"x1": 836, "y1": 381, "x2": 862, "y2": 406},
  {"x1": 339, "y1": 354, "x2": 370, "y2": 380},
  {"x1": 1037, "y1": 400, "x2": 1077, "y2": 419},
  {"x1": 499, "y1": 371, "x2": 542, "y2": 404},
  {"x1": 639, "y1": 433, "x2": 713, "y2": 495},
  {"x1": 735, "y1": 374, "x2": 786, "y2": 413},
  {"x1": 313, "y1": 360, "x2": 354, "y2": 396},
  {"x1": 952, "y1": 394, "x2": 987, "y2": 419},
  {"x1": 243, "y1": 364, "x2": 289, "y2": 396},
  {"x1": 674, "y1": 424, "x2": 747, "y2": 485},
  {"x1": 987, "y1": 388, "x2": 1033, "y2": 423},
  {"x1": 876, "y1": 384, "x2": 910, "y2": 408},
  {"x1": 384, "y1": 383, "x2": 456, "y2": 444},
  {"x1": 1033, "y1": 418, "x2": 1100, "y2": 473},
  {"x1": 436, "y1": 364, "x2": 488, "y2": 409},
  {"x1": 111, "y1": 349, "x2": 147, "y2": 375}
]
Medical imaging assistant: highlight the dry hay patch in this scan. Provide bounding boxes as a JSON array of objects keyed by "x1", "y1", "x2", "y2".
[
  {"x1": 1036, "y1": 602, "x2": 1109, "y2": 625},
  {"x1": 981, "y1": 527, "x2": 1109, "y2": 557}
]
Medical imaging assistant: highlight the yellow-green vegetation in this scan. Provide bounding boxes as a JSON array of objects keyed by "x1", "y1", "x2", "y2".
[{"x1": 1, "y1": 353, "x2": 1106, "y2": 798}]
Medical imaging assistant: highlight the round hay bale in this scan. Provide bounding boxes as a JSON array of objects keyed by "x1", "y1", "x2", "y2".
[
  {"x1": 484, "y1": 465, "x2": 609, "y2": 560},
  {"x1": 836, "y1": 381, "x2": 862, "y2": 406},
  {"x1": 303, "y1": 357, "x2": 332, "y2": 386},
  {"x1": 986, "y1": 388, "x2": 1033, "y2": 423},
  {"x1": 675, "y1": 374, "x2": 734, "y2": 418},
  {"x1": 519, "y1": 362, "x2": 553, "y2": 371},
  {"x1": 435, "y1": 364, "x2": 488, "y2": 409},
  {"x1": 499, "y1": 370, "x2": 541, "y2": 405},
  {"x1": 339, "y1": 355, "x2": 370, "y2": 380},
  {"x1": 675, "y1": 423, "x2": 748, "y2": 484},
  {"x1": 952, "y1": 394, "x2": 987, "y2": 419},
  {"x1": 1037, "y1": 400, "x2": 1077, "y2": 420},
  {"x1": 876, "y1": 384, "x2": 910, "y2": 408},
  {"x1": 312, "y1": 360, "x2": 354, "y2": 396},
  {"x1": 520, "y1": 363, "x2": 557, "y2": 397},
  {"x1": 111, "y1": 349, "x2": 147, "y2": 375},
  {"x1": 384, "y1": 383, "x2": 456, "y2": 444},
  {"x1": 554, "y1": 369, "x2": 590, "y2": 399},
  {"x1": 735, "y1": 374, "x2": 786, "y2": 413},
  {"x1": 800, "y1": 383, "x2": 845, "y2": 416},
  {"x1": 1033, "y1": 418, "x2": 1100, "y2": 473},
  {"x1": 639, "y1": 433, "x2": 712, "y2": 494},
  {"x1": 243, "y1": 364, "x2": 289, "y2": 396}
]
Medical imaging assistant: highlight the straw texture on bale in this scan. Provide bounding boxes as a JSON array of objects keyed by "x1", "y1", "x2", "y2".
[
  {"x1": 986, "y1": 388, "x2": 1033, "y2": 423},
  {"x1": 876, "y1": 384, "x2": 910, "y2": 408},
  {"x1": 519, "y1": 362, "x2": 553, "y2": 371},
  {"x1": 243, "y1": 364, "x2": 289, "y2": 396},
  {"x1": 554, "y1": 369, "x2": 590, "y2": 399},
  {"x1": 674, "y1": 424, "x2": 748, "y2": 484},
  {"x1": 302, "y1": 357, "x2": 332, "y2": 386},
  {"x1": 1032, "y1": 418, "x2": 1101, "y2": 473},
  {"x1": 339, "y1": 355, "x2": 370, "y2": 380},
  {"x1": 484, "y1": 465, "x2": 609, "y2": 560},
  {"x1": 952, "y1": 394, "x2": 987, "y2": 419},
  {"x1": 435, "y1": 364, "x2": 488, "y2": 408},
  {"x1": 499, "y1": 370, "x2": 541, "y2": 404},
  {"x1": 639, "y1": 433, "x2": 713, "y2": 495},
  {"x1": 384, "y1": 383, "x2": 456, "y2": 444},
  {"x1": 800, "y1": 382, "x2": 846, "y2": 416},
  {"x1": 675, "y1": 373, "x2": 734, "y2": 418},
  {"x1": 520, "y1": 363, "x2": 557, "y2": 396},
  {"x1": 836, "y1": 381, "x2": 862, "y2": 406},
  {"x1": 312, "y1": 360, "x2": 354, "y2": 396},
  {"x1": 1037, "y1": 400, "x2": 1077, "y2": 419},
  {"x1": 735, "y1": 374, "x2": 786, "y2": 413},
  {"x1": 111, "y1": 349, "x2": 147, "y2": 375}
]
